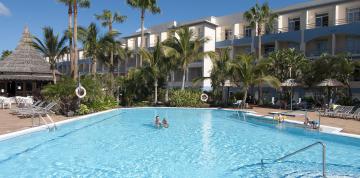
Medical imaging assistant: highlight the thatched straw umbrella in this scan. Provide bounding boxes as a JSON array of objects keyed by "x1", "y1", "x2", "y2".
[
  {"x1": 316, "y1": 78, "x2": 344, "y2": 106},
  {"x1": 281, "y1": 79, "x2": 301, "y2": 110}
]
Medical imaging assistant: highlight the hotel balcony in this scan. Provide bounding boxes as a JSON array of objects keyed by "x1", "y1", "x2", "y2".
[{"x1": 216, "y1": 19, "x2": 360, "y2": 57}]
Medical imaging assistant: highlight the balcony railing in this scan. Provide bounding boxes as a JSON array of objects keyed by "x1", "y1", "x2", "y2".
[
  {"x1": 336, "y1": 48, "x2": 360, "y2": 56},
  {"x1": 307, "y1": 48, "x2": 331, "y2": 57}
]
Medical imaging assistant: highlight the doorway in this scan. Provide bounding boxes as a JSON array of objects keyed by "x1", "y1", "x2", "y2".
[{"x1": 7, "y1": 81, "x2": 16, "y2": 97}]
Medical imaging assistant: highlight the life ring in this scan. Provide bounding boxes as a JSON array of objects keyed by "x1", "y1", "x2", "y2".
[
  {"x1": 200, "y1": 93, "x2": 208, "y2": 102},
  {"x1": 75, "y1": 85, "x2": 87, "y2": 99}
]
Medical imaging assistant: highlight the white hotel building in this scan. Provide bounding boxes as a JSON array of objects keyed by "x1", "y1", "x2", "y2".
[{"x1": 57, "y1": 0, "x2": 360, "y2": 94}]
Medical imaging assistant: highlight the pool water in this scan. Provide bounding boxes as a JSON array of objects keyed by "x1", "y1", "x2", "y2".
[{"x1": 0, "y1": 108, "x2": 359, "y2": 177}]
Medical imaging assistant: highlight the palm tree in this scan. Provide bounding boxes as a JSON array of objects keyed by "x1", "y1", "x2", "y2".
[
  {"x1": 230, "y1": 54, "x2": 280, "y2": 107},
  {"x1": 95, "y1": 9, "x2": 127, "y2": 76},
  {"x1": 138, "y1": 41, "x2": 165, "y2": 103},
  {"x1": 32, "y1": 27, "x2": 68, "y2": 84},
  {"x1": 127, "y1": 0, "x2": 160, "y2": 66},
  {"x1": 193, "y1": 47, "x2": 232, "y2": 104},
  {"x1": 73, "y1": 0, "x2": 91, "y2": 80},
  {"x1": 165, "y1": 27, "x2": 213, "y2": 90},
  {"x1": 78, "y1": 23, "x2": 100, "y2": 76},
  {"x1": 0, "y1": 50, "x2": 12, "y2": 60},
  {"x1": 244, "y1": 2, "x2": 277, "y2": 105},
  {"x1": 244, "y1": 2, "x2": 277, "y2": 60},
  {"x1": 267, "y1": 48, "x2": 308, "y2": 82},
  {"x1": 97, "y1": 31, "x2": 126, "y2": 94},
  {"x1": 57, "y1": 0, "x2": 90, "y2": 79},
  {"x1": 209, "y1": 47, "x2": 232, "y2": 103}
]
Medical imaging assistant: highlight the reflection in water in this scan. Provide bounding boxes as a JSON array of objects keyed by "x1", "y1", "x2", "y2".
[{"x1": 200, "y1": 110, "x2": 215, "y2": 173}]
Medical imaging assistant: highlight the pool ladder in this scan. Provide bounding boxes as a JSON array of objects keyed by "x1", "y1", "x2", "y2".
[
  {"x1": 32, "y1": 114, "x2": 57, "y2": 132},
  {"x1": 261, "y1": 141, "x2": 326, "y2": 177}
]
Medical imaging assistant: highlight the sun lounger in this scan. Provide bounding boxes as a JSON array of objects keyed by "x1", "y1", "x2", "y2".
[
  {"x1": 344, "y1": 108, "x2": 360, "y2": 119},
  {"x1": 17, "y1": 102, "x2": 57, "y2": 118},
  {"x1": 321, "y1": 105, "x2": 344, "y2": 117},
  {"x1": 11, "y1": 100, "x2": 44, "y2": 114},
  {"x1": 335, "y1": 106, "x2": 354, "y2": 118}
]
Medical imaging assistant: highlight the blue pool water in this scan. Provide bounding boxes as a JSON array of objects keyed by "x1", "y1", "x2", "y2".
[{"x1": 0, "y1": 108, "x2": 359, "y2": 177}]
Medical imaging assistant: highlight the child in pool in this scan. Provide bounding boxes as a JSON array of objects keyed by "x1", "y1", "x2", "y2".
[
  {"x1": 154, "y1": 116, "x2": 162, "y2": 128},
  {"x1": 162, "y1": 118, "x2": 169, "y2": 128}
]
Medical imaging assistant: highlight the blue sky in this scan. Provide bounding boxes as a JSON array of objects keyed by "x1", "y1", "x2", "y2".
[{"x1": 0, "y1": 0, "x2": 308, "y2": 52}]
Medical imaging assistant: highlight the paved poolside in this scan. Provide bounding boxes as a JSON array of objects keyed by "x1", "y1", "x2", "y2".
[
  {"x1": 0, "y1": 108, "x2": 68, "y2": 135},
  {"x1": 249, "y1": 106, "x2": 360, "y2": 135},
  {"x1": 0, "y1": 107, "x2": 359, "y2": 136}
]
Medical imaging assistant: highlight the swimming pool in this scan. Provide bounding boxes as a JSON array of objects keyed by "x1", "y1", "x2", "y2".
[{"x1": 0, "y1": 108, "x2": 359, "y2": 177}]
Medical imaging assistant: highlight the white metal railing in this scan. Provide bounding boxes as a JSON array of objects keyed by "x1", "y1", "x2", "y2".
[{"x1": 262, "y1": 141, "x2": 326, "y2": 177}]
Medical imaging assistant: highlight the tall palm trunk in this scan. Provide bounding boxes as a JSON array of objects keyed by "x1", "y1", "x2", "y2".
[
  {"x1": 165, "y1": 74, "x2": 170, "y2": 102},
  {"x1": 154, "y1": 79, "x2": 158, "y2": 104},
  {"x1": 73, "y1": 0, "x2": 79, "y2": 80},
  {"x1": 257, "y1": 23, "x2": 262, "y2": 60},
  {"x1": 257, "y1": 25, "x2": 263, "y2": 105},
  {"x1": 242, "y1": 87, "x2": 248, "y2": 109},
  {"x1": 139, "y1": 9, "x2": 145, "y2": 67},
  {"x1": 109, "y1": 24, "x2": 114, "y2": 75},
  {"x1": 117, "y1": 61, "x2": 120, "y2": 76},
  {"x1": 67, "y1": 4, "x2": 74, "y2": 77},
  {"x1": 51, "y1": 62, "x2": 57, "y2": 84},
  {"x1": 221, "y1": 85, "x2": 225, "y2": 104},
  {"x1": 108, "y1": 24, "x2": 115, "y2": 95},
  {"x1": 91, "y1": 55, "x2": 97, "y2": 76},
  {"x1": 181, "y1": 68, "x2": 186, "y2": 90}
]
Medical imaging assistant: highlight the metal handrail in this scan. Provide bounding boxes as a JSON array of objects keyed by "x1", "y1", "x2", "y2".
[{"x1": 263, "y1": 141, "x2": 326, "y2": 177}]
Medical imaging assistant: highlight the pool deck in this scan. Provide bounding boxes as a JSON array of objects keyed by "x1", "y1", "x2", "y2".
[
  {"x1": 247, "y1": 106, "x2": 360, "y2": 135},
  {"x1": 0, "y1": 106, "x2": 359, "y2": 136},
  {"x1": 0, "y1": 108, "x2": 69, "y2": 135}
]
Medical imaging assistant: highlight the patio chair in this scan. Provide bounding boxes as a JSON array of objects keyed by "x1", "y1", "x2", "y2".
[
  {"x1": 233, "y1": 100, "x2": 242, "y2": 108},
  {"x1": 0, "y1": 97, "x2": 12, "y2": 109},
  {"x1": 15, "y1": 97, "x2": 33, "y2": 108}
]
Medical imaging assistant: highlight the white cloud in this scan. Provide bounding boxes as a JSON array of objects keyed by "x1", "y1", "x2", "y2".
[{"x1": 0, "y1": 2, "x2": 11, "y2": 16}]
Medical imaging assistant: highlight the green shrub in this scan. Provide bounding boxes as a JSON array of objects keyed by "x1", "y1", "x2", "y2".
[
  {"x1": 77, "y1": 104, "x2": 90, "y2": 115},
  {"x1": 87, "y1": 96, "x2": 118, "y2": 112},
  {"x1": 169, "y1": 89, "x2": 204, "y2": 107},
  {"x1": 42, "y1": 76, "x2": 118, "y2": 115}
]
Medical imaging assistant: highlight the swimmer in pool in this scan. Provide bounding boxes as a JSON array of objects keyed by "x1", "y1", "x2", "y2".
[
  {"x1": 154, "y1": 116, "x2": 162, "y2": 128},
  {"x1": 162, "y1": 118, "x2": 169, "y2": 128}
]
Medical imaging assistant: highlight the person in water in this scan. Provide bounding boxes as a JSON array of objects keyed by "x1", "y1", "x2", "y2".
[
  {"x1": 162, "y1": 118, "x2": 169, "y2": 128},
  {"x1": 304, "y1": 113, "x2": 319, "y2": 129},
  {"x1": 155, "y1": 116, "x2": 161, "y2": 128}
]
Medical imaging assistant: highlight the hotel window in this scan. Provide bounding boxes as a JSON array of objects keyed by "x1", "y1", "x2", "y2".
[
  {"x1": 288, "y1": 42, "x2": 300, "y2": 50},
  {"x1": 316, "y1": 40, "x2": 328, "y2": 54},
  {"x1": 346, "y1": 37, "x2": 360, "y2": 54},
  {"x1": 244, "y1": 26, "x2": 252, "y2": 37},
  {"x1": 224, "y1": 29, "x2": 233, "y2": 40},
  {"x1": 264, "y1": 45, "x2": 275, "y2": 56},
  {"x1": 155, "y1": 35, "x2": 160, "y2": 43},
  {"x1": 288, "y1": 17, "x2": 301, "y2": 31},
  {"x1": 347, "y1": 8, "x2": 360, "y2": 24},
  {"x1": 197, "y1": 28, "x2": 204, "y2": 38},
  {"x1": 315, "y1": 13, "x2": 329, "y2": 27},
  {"x1": 145, "y1": 37, "x2": 149, "y2": 47}
]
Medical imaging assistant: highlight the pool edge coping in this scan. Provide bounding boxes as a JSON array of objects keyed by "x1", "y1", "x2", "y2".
[
  {"x1": 0, "y1": 108, "x2": 118, "y2": 142},
  {"x1": 0, "y1": 107, "x2": 359, "y2": 141}
]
